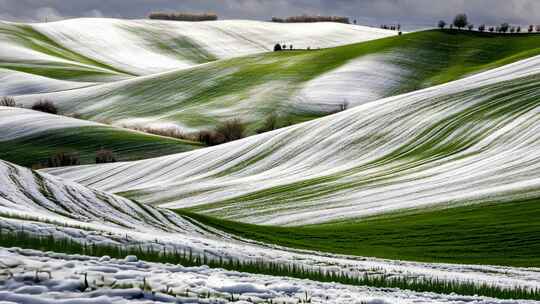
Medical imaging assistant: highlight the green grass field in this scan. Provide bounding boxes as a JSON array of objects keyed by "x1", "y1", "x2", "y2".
[
  {"x1": 180, "y1": 198, "x2": 540, "y2": 267},
  {"x1": 0, "y1": 126, "x2": 202, "y2": 167}
]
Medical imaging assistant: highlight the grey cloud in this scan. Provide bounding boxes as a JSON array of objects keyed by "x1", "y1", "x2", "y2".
[{"x1": 0, "y1": 0, "x2": 538, "y2": 29}]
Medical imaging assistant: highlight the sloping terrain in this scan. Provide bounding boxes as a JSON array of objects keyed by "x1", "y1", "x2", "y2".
[
  {"x1": 0, "y1": 159, "x2": 204, "y2": 234},
  {"x1": 184, "y1": 198, "x2": 540, "y2": 266},
  {"x1": 3, "y1": 159, "x2": 540, "y2": 293},
  {"x1": 0, "y1": 106, "x2": 200, "y2": 167},
  {"x1": 0, "y1": 18, "x2": 393, "y2": 87},
  {"x1": 15, "y1": 30, "x2": 540, "y2": 133},
  {"x1": 3, "y1": 18, "x2": 540, "y2": 302},
  {"x1": 46, "y1": 54, "x2": 540, "y2": 226}
]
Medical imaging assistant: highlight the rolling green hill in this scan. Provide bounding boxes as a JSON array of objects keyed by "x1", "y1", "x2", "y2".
[
  {"x1": 0, "y1": 107, "x2": 201, "y2": 167},
  {"x1": 180, "y1": 198, "x2": 540, "y2": 267},
  {"x1": 19, "y1": 29, "x2": 540, "y2": 134}
]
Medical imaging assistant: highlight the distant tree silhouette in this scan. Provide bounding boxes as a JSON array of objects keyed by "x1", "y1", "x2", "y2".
[
  {"x1": 438, "y1": 20, "x2": 446, "y2": 29},
  {"x1": 536, "y1": 25, "x2": 540, "y2": 32},
  {"x1": 467, "y1": 24, "x2": 474, "y2": 31},
  {"x1": 489, "y1": 26, "x2": 495, "y2": 32},
  {"x1": 478, "y1": 24, "x2": 486, "y2": 32},
  {"x1": 516, "y1": 26, "x2": 521, "y2": 33},
  {"x1": 499, "y1": 23, "x2": 509, "y2": 33},
  {"x1": 290, "y1": 45, "x2": 293, "y2": 50},
  {"x1": 453, "y1": 14, "x2": 468, "y2": 30},
  {"x1": 274, "y1": 43, "x2": 282, "y2": 51},
  {"x1": 529, "y1": 25, "x2": 534, "y2": 33}
]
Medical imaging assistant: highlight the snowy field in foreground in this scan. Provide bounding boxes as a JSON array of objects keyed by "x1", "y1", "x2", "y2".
[
  {"x1": 45, "y1": 54, "x2": 540, "y2": 225},
  {"x1": 2, "y1": 160, "x2": 540, "y2": 292},
  {"x1": 1, "y1": 248, "x2": 535, "y2": 304}
]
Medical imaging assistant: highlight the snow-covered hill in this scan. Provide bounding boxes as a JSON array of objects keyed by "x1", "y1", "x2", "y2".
[
  {"x1": 46, "y1": 55, "x2": 540, "y2": 225},
  {"x1": 2, "y1": 159, "x2": 540, "y2": 294},
  {"x1": 0, "y1": 18, "x2": 394, "y2": 79}
]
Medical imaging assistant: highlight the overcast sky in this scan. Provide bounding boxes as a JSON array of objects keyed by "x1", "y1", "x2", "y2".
[{"x1": 1, "y1": 0, "x2": 538, "y2": 29}]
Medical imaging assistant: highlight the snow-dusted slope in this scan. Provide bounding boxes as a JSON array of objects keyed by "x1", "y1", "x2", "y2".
[
  {"x1": 3, "y1": 159, "x2": 540, "y2": 294},
  {"x1": 0, "y1": 68, "x2": 96, "y2": 96},
  {"x1": 0, "y1": 106, "x2": 99, "y2": 141},
  {"x1": 46, "y1": 55, "x2": 540, "y2": 225},
  {"x1": 0, "y1": 160, "x2": 205, "y2": 235},
  {"x1": 31, "y1": 18, "x2": 395, "y2": 75},
  {"x1": 0, "y1": 18, "x2": 394, "y2": 78}
]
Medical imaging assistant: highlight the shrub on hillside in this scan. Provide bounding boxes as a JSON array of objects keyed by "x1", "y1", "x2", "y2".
[
  {"x1": 453, "y1": 13, "x2": 468, "y2": 29},
  {"x1": 197, "y1": 130, "x2": 225, "y2": 146},
  {"x1": 216, "y1": 119, "x2": 246, "y2": 142},
  {"x1": 125, "y1": 125, "x2": 190, "y2": 141},
  {"x1": 148, "y1": 12, "x2": 218, "y2": 21},
  {"x1": 272, "y1": 15, "x2": 349, "y2": 24},
  {"x1": 96, "y1": 149, "x2": 117, "y2": 164},
  {"x1": 47, "y1": 152, "x2": 80, "y2": 168},
  {"x1": 197, "y1": 119, "x2": 247, "y2": 145},
  {"x1": 0, "y1": 96, "x2": 16, "y2": 107},
  {"x1": 437, "y1": 20, "x2": 446, "y2": 29},
  {"x1": 31, "y1": 100, "x2": 58, "y2": 114}
]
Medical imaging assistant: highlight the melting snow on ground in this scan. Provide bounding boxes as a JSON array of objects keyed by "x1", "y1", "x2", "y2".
[{"x1": 0, "y1": 248, "x2": 537, "y2": 304}]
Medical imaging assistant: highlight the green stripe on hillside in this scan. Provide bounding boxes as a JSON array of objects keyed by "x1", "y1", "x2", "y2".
[
  {"x1": 179, "y1": 198, "x2": 540, "y2": 267},
  {"x1": 0, "y1": 126, "x2": 202, "y2": 167},
  {"x1": 0, "y1": 23, "x2": 134, "y2": 80}
]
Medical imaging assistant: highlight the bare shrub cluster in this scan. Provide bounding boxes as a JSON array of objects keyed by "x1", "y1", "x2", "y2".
[
  {"x1": 0, "y1": 96, "x2": 16, "y2": 107},
  {"x1": 148, "y1": 12, "x2": 218, "y2": 21},
  {"x1": 46, "y1": 152, "x2": 80, "y2": 168},
  {"x1": 272, "y1": 15, "x2": 349, "y2": 24},
  {"x1": 198, "y1": 119, "x2": 246, "y2": 146},
  {"x1": 96, "y1": 149, "x2": 117, "y2": 164},
  {"x1": 126, "y1": 125, "x2": 191, "y2": 141},
  {"x1": 31, "y1": 100, "x2": 58, "y2": 114}
]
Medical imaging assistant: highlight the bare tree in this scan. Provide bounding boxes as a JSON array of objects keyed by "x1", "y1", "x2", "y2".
[
  {"x1": 437, "y1": 20, "x2": 446, "y2": 29},
  {"x1": 0, "y1": 96, "x2": 16, "y2": 107}
]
